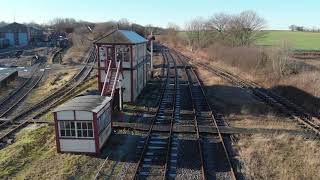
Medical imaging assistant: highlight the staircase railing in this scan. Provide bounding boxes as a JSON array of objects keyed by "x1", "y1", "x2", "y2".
[
  {"x1": 110, "y1": 61, "x2": 121, "y2": 98},
  {"x1": 101, "y1": 61, "x2": 112, "y2": 96}
]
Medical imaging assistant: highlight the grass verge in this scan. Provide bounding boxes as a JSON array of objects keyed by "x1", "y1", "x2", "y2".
[{"x1": 237, "y1": 134, "x2": 320, "y2": 180}]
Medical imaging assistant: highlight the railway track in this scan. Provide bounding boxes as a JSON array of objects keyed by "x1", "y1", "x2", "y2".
[
  {"x1": 133, "y1": 49, "x2": 177, "y2": 179},
  {"x1": 0, "y1": 61, "x2": 47, "y2": 118},
  {"x1": 83, "y1": 46, "x2": 237, "y2": 179},
  {"x1": 93, "y1": 49, "x2": 170, "y2": 180},
  {"x1": 0, "y1": 47, "x2": 97, "y2": 142},
  {"x1": 32, "y1": 47, "x2": 97, "y2": 119},
  {"x1": 173, "y1": 50, "x2": 320, "y2": 137},
  {"x1": 0, "y1": 47, "x2": 61, "y2": 117},
  {"x1": 129, "y1": 48, "x2": 236, "y2": 180},
  {"x1": 170, "y1": 50, "x2": 236, "y2": 180}
]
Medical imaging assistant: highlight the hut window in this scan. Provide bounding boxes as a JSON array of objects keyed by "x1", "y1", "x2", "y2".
[
  {"x1": 59, "y1": 121, "x2": 93, "y2": 138},
  {"x1": 59, "y1": 121, "x2": 76, "y2": 137},
  {"x1": 107, "y1": 48, "x2": 114, "y2": 61},
  {"x1": 116, "y1": 47, "x2": 130, "y2": 62},
  {"x1": 100, "y1": 47, "x2": 106, "y2": 62},
  {"x1": 76, "y1": 122, "x2": 94, "y2": 138}
]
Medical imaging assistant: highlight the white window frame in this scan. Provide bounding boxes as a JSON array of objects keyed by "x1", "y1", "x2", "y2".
[
  {"x1": 76, "y1": 121, "x2": 94, "y2": 138},
  {"x1": 59, "y1": 121, "x2": 76, "y2": 138},
  {"x1": 116, "y1": 46, "x2": 130, "y2": 62},
  {"x1": 58, "y1": 121, "x2": 94, "y2": 138},
  {"x1": 99, "y1": 47, "x2": 106, "y2": 62}
]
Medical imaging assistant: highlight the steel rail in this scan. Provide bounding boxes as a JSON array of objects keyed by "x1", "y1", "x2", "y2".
[
  {"x1": 132, "y1": 50, "x2": 173, "y2": 179},
  {"x1": 132, "y1": 50, "x2": 169, "y2": 179},
  {"x1": 196, "y1": 62, "x2": 320, "y2": 136},
  {"x1": 0, "y1": 47, "x2": 97, "y2": 141},
  {"x1": 0, "y1": 65, "x2": 46, "y2": 118},
  {"x1": 162, "y1": 51, "x2": 178, "y2": 180},
  {"x1": 171, "y1": 49, "x2": 237, "y2": 180},
  {"x1": 173, "y1": 49, "x2": 320, "y2": 136},
  {"x1": 0, "y1": 47, "x2": 59, "y2": 116}
]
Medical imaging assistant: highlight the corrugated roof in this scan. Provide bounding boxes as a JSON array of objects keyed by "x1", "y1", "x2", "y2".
[
  {"x1": 0, "y1": 68, "x2": 17, "y2": 82},
  {"x1": 95, "y1": 29, "x2": 147, "y2": 44},
  {"x1": 119, "y1": 30, "x2": 147, "y2": 43},
  {"x1": 53, "y1": 95, "x2": 111, "y2": 113},
  {"x1": 0, "y1": 22, "x2": 28, "y2": 33}
]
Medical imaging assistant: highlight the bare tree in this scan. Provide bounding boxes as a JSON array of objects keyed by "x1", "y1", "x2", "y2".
[
  {"x1": 145, "y1": 24, "x2": 154, "y2": 34},
  {"x1": 185, "y1": 17, "x2": 208, "y2": 51},
  {"x1": 165, "y1": 23, "x2": 181, "y2": 47},
  {"x1": 50, "y1": 18, "x2": 78, "y2": 33},
  {"x1": 296, "y1": 26, "x2": 304, "y2": 32},
  {"x1": 227, "y1": 10, "x2": 266, "y2": 46},
  {"x1": 92, "y1": 21, "x2": 117, "y2": 39},
  {"x1": 289, "y1": 25, "x2": 297, "y2": 31},
  {"x1": 206, "y1": 13, "x2": 232, "y2": 43},
  {"x1": 118, "y1": 18, "x2": 130, "y2": 29},
  {"x1": 207, "y1": 13, "x2": 230, "y2": 33},
  {"x1": 145, "y1": 24, "x2": 164, "y2": 35},
  {"x1": 167, "y1": 23, "x2": 180, "y2": 31}
]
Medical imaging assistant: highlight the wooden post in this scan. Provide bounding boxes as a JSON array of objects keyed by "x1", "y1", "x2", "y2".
[{"x1": 150, "y1": 31, "x2": 153, "y2": 72}]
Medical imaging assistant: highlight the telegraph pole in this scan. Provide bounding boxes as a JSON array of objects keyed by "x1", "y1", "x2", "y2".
[{"x1": 150, "y1": 31, "x2": 153, "y2": 72}]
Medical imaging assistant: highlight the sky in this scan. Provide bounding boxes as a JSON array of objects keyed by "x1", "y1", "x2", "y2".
[{"x1": 1, "y1": 0, "x2": 320, "y2": 30}]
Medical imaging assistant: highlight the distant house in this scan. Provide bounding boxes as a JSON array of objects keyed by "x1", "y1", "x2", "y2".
[{"x1": 0, "y1": 22, "x2": 43, "y2": 47}]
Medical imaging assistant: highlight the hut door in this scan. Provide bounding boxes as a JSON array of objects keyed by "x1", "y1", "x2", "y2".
[{"x1": 106, "y1": 47, "x2": 115, "y2": 68}]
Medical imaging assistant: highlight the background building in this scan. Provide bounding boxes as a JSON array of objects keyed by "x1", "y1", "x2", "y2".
[{"x1": 0, "y1": 22, "x2": 44, "y2": 48}]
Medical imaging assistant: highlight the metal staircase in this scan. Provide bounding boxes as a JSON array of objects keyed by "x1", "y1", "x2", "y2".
[{"x1": 101, "y1": 61, "x2": 121, "y2": 97}]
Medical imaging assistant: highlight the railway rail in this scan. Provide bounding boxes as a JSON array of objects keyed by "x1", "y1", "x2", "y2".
[
  {"x1": 0, "y1": 47, "x2": 97, "y2": 142},
  {"x1": 94, "y1": 49, "x2": 170, "y2": 180},
  {"x1": 132, "y1": 49, "x2": 177, "y2": 179},
  {"x1": 0, "y1": 59, "x2": 47, "y2": 118},
  {"x1": 170, "y1": 50, "x2": 236, "y2": 180},
  {"x1": 127, "y1": 47, "x2": 236, "y2": 180},
  {"x1": 173, "y1": 50, "x2": 320, "y2": 137},
  {"x1": 0, "y1": 47, "x2": 61, "y2": 117},
  {"x1": 32, "y1": 47, "x2": 97, "y2": 119}
]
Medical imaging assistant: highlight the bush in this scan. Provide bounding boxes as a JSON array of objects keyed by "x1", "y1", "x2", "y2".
[
  {"x1": 206, "y1": 44, "x2": 267, "y2": 72},
  {"x1": 206, "y1": 41, "x2": 304, "y2": 80}
]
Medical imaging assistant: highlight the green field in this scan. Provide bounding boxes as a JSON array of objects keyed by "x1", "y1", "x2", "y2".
[{"x1": 257, "y1": 30, "x2": 320, "y2": 50}]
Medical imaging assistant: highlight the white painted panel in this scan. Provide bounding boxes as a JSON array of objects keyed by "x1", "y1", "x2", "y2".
[
  {"x1": 99, "y1": 123, "x2": 112, "y2": 148},
  {"x1": 97, "y1": 103, "x2": 110, "y2": 117},
  {"x1": 147, "y1": 62, "x2": 151, "y2": 81},
  {"x1": 60, "y1": 139, "x2": 95, "y2": 153},
  {"x1": 144, "y1": 63, "x2": 147, "y2": 86},
  {"x1": 100, "y1": 62, "x2": 105, "y2": 68},
  {"x1": 137, "y1": 44, "x2": 146, "y2": 64},
  {"x1": 143, "y1": 44, "x2": 146, "y2": 57},
  {"x1": 123, "y1": 61, "x2": 130, "y2": 69},
  {"x1": 138, "y1": 65, "x2": 143, "y2": 95},
  {"x1": 132, "y1": 45, "x2": 137, "y2": 67},
  {"x1": 134, "y1": 69, "x2": 137, "y2": 100},
  {"x1": 57, "y1": 111, "x2": 74, "y2": 120},
  {"x1": 123, "y1": 45, "x2": 131, "y2": 68},
  {"x1": 123, "y1": 70, "x2": 131, "y2": 102},
  {"x1": 100, "y1": 70, "x2": 106, "y2": 83},
  {"x1": 75, "y1": 111, "x2": 93, "y2": 120}
]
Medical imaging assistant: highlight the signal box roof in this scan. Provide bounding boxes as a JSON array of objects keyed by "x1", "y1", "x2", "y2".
[
  {"x1": 94, "y1": 30, "x2": 147, "y2": 45},
  {"x1": 53, "y1": 95, "x2": 111, "y2": 113}
]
